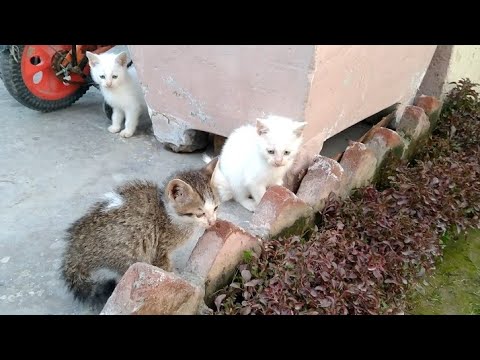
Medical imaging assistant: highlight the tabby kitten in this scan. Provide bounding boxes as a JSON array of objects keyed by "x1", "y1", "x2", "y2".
[{"x1": 61, "y1": 158, "x2": 220, "y2": 307}]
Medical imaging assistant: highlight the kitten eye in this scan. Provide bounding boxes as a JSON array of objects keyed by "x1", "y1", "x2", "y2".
[
  {"x1": 284, "y1": 150, "x2": 291, "y2": 155},
  {"x1": 196, "y1": 213, "x2": 205, "y2": 218},
  {"x1": 267, "y1": 149, "x2": 275, "y2": 154},
  {"x1": 183, "y1": 213, "x2": 194, "y2": 217},
  {"x1": 100, "y1": 75, "x2": 105, "y2": 79},
  {"x1": 214, "y1": 206, "x2": 219, "y2": 211},
  {"x1": 112, "y1": 75, "x2": 118, "y2": 79}
]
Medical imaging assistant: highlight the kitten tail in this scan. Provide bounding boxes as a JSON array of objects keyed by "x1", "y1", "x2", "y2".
[
  {"x1": 202, "y1": 154, "x2": 233, "y2": 202},
  {"x1": 60, "y1": 259, "x2": 116, "y2": 306}
]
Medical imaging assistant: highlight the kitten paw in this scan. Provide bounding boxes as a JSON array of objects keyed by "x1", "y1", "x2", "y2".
[
  {"x1": 108, "y1": 125, "x2": 121, "y2": 133},
  {"x1": 119, "y1": 129, "x2": 134, "y2": 138}
]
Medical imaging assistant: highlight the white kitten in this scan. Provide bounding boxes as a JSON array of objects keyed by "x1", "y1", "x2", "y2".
[
  {"x1": 212, "y1": 115, "x2": 307, "y2": 212},
  {"x1": 86, "y1": 51, "x2": 148, "y2": 138}
]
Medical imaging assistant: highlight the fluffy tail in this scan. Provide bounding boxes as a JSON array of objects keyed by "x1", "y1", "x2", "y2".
[
  {"x1": 202, "y1": 153, "x2": 233, "y2": 202},
  {"x1": 60, "y1": 257, "x2": 117, "y2": 307}
]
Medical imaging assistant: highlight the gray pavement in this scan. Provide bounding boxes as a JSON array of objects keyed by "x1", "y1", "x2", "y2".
[{"x1": 0, "y1": 53, "x2": 370, "y2": 314}]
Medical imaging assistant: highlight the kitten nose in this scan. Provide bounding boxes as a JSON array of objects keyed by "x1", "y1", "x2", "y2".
[
  {"x1": 207, "y1": 217, "x2": 216, "y2": 227},
  {"x1": 106, "y1": 81, "x2": 112, "y2": 87},
  {"x1": 274, "y1": 157, "x2": 283, "y2": 166}
]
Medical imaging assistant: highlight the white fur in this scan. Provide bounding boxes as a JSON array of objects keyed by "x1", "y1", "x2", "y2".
[
  {"x1": 165, "y1": 196, "x2": 218, "y2": 229},
  {"x1": 89, "y1": 268, "x2": 122, "y2": 283},
  {"x1": 201, "y1": 198, "x2": 217, "y2": 228},
  {"x1": 103, "y1": 191, "x2": 124, "y2": 211},
  {"x1": 165, "y1": 203, "x2": 198, "y2": 231},
  {"x1": 86, "y1": 51, "x2": 148, "y2": 138},
  {"x1": 214, "y1": 115, "x2": 306, "y2": 212},
  {"x1": 202, "y1": 153, "x2": 213, "y2": 164}
]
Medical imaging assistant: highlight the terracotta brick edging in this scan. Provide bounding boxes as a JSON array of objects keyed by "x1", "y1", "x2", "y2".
[
  {"x1": 251, "y1": 186, "x2": 314, "y2": 239},
  {"x1": 250, "y1": 95, "x2": 442, "y2": 240},
  {"x1": 101, "y1": 221, "x2": 261, "y2": 315},
  {"x1": 183, "y1": 220, "x2": 262, "y2": 305},
  {"x1": 101, "y1": 95, "x2": 442, "y2": 315},
  {"x1": 100, "y1": 262, "x2": 207, "y2": 315}
]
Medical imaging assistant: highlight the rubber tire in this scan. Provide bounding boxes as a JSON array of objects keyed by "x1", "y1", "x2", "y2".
[{"x1": 0, "y1": 45, "x2": 90, "y2": 112}]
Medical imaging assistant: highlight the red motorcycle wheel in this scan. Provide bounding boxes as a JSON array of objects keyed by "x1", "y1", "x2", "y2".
[{"x1": 0, "y1": 45, "x2": 90, "y2": 112}]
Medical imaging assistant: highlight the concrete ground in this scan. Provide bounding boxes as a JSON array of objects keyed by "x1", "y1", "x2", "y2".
[{"x1": 0, "y1": 54, "x2": 370, "y2": 314}]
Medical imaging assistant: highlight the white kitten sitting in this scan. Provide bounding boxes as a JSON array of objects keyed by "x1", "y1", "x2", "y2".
[
  {"x1": 212, "y1": 115, "x2": 307, "y2": 212},
  {"x1": 86, "y1": 51, "x2": 148, "y2": 138}
]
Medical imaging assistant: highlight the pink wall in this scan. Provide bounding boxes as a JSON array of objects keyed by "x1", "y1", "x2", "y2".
[
  {"x1": 304, "y1": 45, "x2": 437, "y2": 147},
  {"x1": 129, "y1": 45, "x2": 436, "y2": 151},
  {"x1": 129, "y1": 45, "x2": 314, "y2": 138}
]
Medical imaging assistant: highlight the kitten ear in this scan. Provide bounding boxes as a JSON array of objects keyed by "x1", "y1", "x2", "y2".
[
  {"x1": 293, "y1": 121, "x2": 307, "y2": 137},
  {"x1": 85, "y1": 51, "x2": 100, "y2": 67},
  {"x1": 256, "y1": 119, "x2": 269, "y2": 136},
  {"x1": 115, "y1": 52, "x2": 128, "y2": 67},
  {"x1": 202, "y1": 156, "x2": 219, "y2": 178},
  {"x1": 166, "y1": 179, "x2": 194, "y2": 205}
]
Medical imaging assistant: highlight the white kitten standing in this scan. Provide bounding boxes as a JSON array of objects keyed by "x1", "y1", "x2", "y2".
[
  {"x1": 211, "y1": 115, "x2": 307, "y2": 212},
  {"x1": 86, "y1": 51, "x2": 148, "y2": 138}
]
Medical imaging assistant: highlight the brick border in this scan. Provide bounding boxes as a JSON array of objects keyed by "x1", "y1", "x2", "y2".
[{"x1": 101, "y1": 95, "x2": 442, "y2": 315}]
